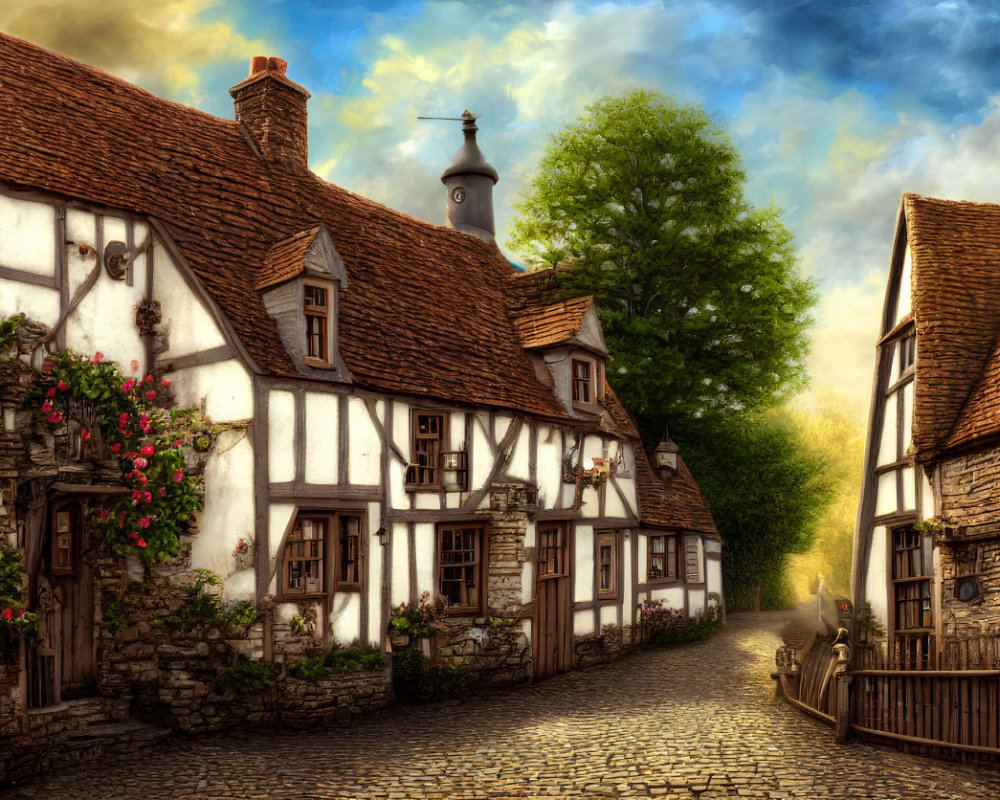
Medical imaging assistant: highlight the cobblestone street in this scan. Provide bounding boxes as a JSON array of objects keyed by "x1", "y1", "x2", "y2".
[{"x1": 9, "y1": 611, "x2": 1000, "y2": 799}]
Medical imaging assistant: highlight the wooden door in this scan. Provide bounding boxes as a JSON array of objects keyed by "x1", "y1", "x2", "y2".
[
  {"x1": 46, "y1": 501, "x2": 96, "y2": 700},
  {"x1": 533, "y1": 522, "x2": 572, "y2": 680}
]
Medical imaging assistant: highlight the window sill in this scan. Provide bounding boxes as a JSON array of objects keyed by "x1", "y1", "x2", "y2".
[
  {"x1": 645, "y1": 576, "x2": 681, "y2": 585},
  {"x1": 278, "y1": 592, "x2": 327, "y2": 602},
  {"x1": 304, "y1": 356, "x2": 336, "y2": 369}
]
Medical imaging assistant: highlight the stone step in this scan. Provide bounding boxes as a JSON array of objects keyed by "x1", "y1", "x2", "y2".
[{"x1": 67, "y1": 720, "x2": 172, "y2": 749}]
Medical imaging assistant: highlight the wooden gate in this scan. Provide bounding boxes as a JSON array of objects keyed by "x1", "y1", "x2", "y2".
[{"x1": 533, "y1": 521, "x2": 572, "y2": 680}]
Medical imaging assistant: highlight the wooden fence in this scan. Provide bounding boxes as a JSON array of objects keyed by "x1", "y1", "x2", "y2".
[{"x1": 777, "y1": 633, "x2": 1000, "y2": 760}]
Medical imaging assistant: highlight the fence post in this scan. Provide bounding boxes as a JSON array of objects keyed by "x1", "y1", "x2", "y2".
[{"x1": 832, "y1": 641, "x2": 851, "y2": 743}]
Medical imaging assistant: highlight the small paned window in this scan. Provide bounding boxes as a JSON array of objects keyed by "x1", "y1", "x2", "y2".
[
  {"x1": 411, "y1": 412, "x2": 446, "y2": 487},
  {"x1": 597, "y1": 531, "x2": 617, "y2": 598},
  {"x1": 304, "y1": 284, "x2": 329, "y2": 361},
  {"x1": 891, "y1": 527, "x2": 934, "y2": 664},
  {"x1": 647, "y1": 534, "x2": 677, "y2": 581},
  {"x1": 572, "y1": 360, "x2": 592, "y2": 404},
  {"x1": 538, "y1": 522, "x2": 567, "y2": 578},
  {"x1": 51, "y1": 504, "x2": 78, "y2": 577},
  {"x1": 337, "y1": 514, "x2": 362, "y2": 589},
  {"x1": 684, "y1": 535, "x2": 704, "y2": 584},
  {"x1": 438, "y1": 524, "x2": 484, "y2": 613},
  {"x1": 283, "y1": 517, "x2": 326, "y2": 597},
  {"x1": 899, "y1": 333, "x2": 915, "y2": 375}
]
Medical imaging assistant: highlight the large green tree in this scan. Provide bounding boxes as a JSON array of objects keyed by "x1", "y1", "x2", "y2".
[{"x1": 509, "y1": 89, "x2": 817, "y2": 442}]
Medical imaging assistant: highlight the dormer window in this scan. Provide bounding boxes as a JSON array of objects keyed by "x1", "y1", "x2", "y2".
[
  {"x1": 572, "y1": 359, "x2": 591, "y2": 403},
  {"x1": 304, "y1": 282, "x2": 330, "y2": 362}
]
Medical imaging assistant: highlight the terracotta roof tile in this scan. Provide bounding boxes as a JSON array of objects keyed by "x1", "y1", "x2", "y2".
[
  {"x1": 0, "y1": 32, "x2": 567, "y2": 421},
  {"x1": 256, "y1": 227, "x2": 321, "y2": 290},
  {"x1": 903, "y1": 194, "x2": 1000, "y2": 456},
  {"x1": 510, "y1": 296, "x2": 593, "y2": 350}
]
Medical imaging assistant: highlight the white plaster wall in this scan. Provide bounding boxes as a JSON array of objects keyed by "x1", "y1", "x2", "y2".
[
  {"x1": 574, "y1": 526, "x2": 593, "y2": 602},
  {"x1": 390, "y1": 522, "x2": 410, "y2": 607},
  {"x1": 268, "y1": 390, "x2": 296, "y2": 483},
  {"x1": 865, "y1": 525, "x2": 889, "y2": 628},
  {"x1": 415, "y1": 522, "x2": 435, "y2": 597},
  {"x1": 388, "y1": 459, "x2": 406, "y2": 510},
  {"x1": 189, "y1": 429, "x2": 255, "y2": 580},
  {"x1": 622, "y1": 533, "x2": 633, "y2": 612},
  {"x1": 920, "y1": 471, "x2": 934, "y2": 519},
  {"x1": 391, "y1": 401, "x2": 409, "y2": 455},
  {"x1": 0, "y1": 280, "x2": 59, "y2": 325},
  {"x1": 902, "y1": 466, "x2": 916, "y2": 511},
  {"x1": 688, "y1": 587, "x2": 706, "y2": 616},
  {"x1": 305, "y1": 392, "x2": 338, "y2": 484},
  {"x1": 349, "y1": 397, "x2": 381, "y2": 488},
  {"x1": 877, "y1": 393, "x2": 897, "y2": 466},
  {"x1": 573, "y1": 609, "x2": 592, "y2": 636},
  {"x1": 0, "y1": 195, "x2": 56, "y2": 274},
  {"x1": 896, "y1": 248, "x2": 912, "y2": 324},
  {"x1": 368, "y1": 525, "x2": 384, "y2": 641},
  {"x1": 535, "y1": 426, "x2": 562, "y2": 511},
  {"x1": 902, "y1": 382, "x2": 914, "y2": 454},
  {"x1": 493, "y1": 413, "x2": 514, "y2": 447},
  {"x1": 154, "y1": 241, "x2": 228, "y2": 356},
  {"x1": 604, "y1": 480, "x2": 627, "y2": 518},
  {"x1": 650, "y1": 585, "x2": 685, "y2": 611},
  {"x1": 471, "y1": 413, "x2": 491, "y2": 489},
  {"x1": 415, "y1": 493, "x2": 438, "y2": 511},
  {"x1": 599, "y1": 604, "x2": 617, "y2": 628},
  {"x1": 267, "y1": 504, "x2": 297, "y2": 563},
  {"x1": 64, "y1": 208, "x2": 95, "y2": 259},
  {"x1": 330, "y1": 593, "x2": 361, "y2": 644},
  {"x1": 223, "y1": 568, "x2": 255, "y2": 603},
  {"x1": 707, "y1": 557, "x2": 723, "y2": 598},
  {"x1": 507, "y1": 424, "x2": 531, "y2": 482},
  {"x1": 166, "y1": 360, "x2": 253, "y2": 422},
  {"x1": 875, "y1": 471, "x2": 897, "y2": 516},
  {"x1": 449, "y1": 411, "x2": 466, "y2": 450},
  {"x1": 521, "y1": 561, "x2": 534, "y2": 605}
]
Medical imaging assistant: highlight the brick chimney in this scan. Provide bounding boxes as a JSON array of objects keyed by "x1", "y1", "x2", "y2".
[{"x1": 229, "y1": 56, "x2": 310, "y2": 172}]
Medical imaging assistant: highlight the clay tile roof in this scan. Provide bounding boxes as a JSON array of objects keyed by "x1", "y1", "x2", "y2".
[
  {"x1": 0, "y1": 32, "x2": 568, "y2": 421},
  {"x1": 256, "y1": 226, "x2": 321, "y2": 291},
  {"x1": 510, "y1": 296, "x2": 593, "y2": 350},
  {"x1": 903, "y1": 194, "x2": 1000, "y2": 456}
]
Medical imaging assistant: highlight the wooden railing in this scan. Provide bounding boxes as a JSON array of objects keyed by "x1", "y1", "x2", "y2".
[{"x1": 775, "y1": 633, "x2": 1000, "y2": 760}]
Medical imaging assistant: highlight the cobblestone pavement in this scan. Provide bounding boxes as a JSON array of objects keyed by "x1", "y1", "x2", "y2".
[{"x1": 10, "y1": 611, "x2": 1000, "y2": 799}]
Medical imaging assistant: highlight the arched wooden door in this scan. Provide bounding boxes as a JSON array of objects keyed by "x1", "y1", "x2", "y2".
[{"x1": 533, "y1": 521, "x2": 573, "y2": 680}]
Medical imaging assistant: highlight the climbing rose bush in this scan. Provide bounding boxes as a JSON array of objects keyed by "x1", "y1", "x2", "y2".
[{"x1": 27, "y1": 351, "x2": 205, "y2": 564}]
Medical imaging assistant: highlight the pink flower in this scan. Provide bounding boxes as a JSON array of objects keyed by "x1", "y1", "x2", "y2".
[
  {"x1": 81, "y1": 428, "x2": 91, "y2": 441},
  {"x1": 48, "y1": 412, "x2": 62, "y2": 423},
  {"x1": 111, "y1": 443, "x2": 122, "y2": 453},
  {"x1": 145, "y1": 390, "x2": 156, "y2": 401},
  {"x1": 57, "y1": 381, "x2": 67, "y2": 391},
  {"x1": 128, "y1": 531, "x2": 138, "y2": 540},
  {"x1": 143, "y1": 492, "x2": 152, "y2": 504},
  {"x1": 91, "y1": 352, "x2": 103, "y2": 363},
  {"x1": 162, "y1": 379, "x2": 171, "y2": 387},
  {"x1": 123, "y1": 431, "x2": 132, "y2": 438},
  {"x1": 137, "y1": 538, "x2": 147, "y2": 548},
  {"x1": 157, "y1": 487, "x2": 166, "y2": 496},
  {"x1": 139, "y1": 517, "x2": 151, "y2": 528},
  {"x1": 173, "y1": 439, "x2": 183, "y2": 448},
  {"x1": 136, "y1": 474, "x2": 148, "y2": 487},
  {"x1": 139, "y1": 445, "x2": 155, "y2": 456},
  {"x1": 134, "y1": 457, "x2": 148, "y2": 469},
  {"x1": 1, "y1": 608, "x2": 11, "y2": 622},
  {"x1": 41, "y1": 399, "x2": 52, "y2": 412},
  {"x1": 46, "y1": 387, "x2": 56, "y2": 398},
  {"x1": 173, "y1": 470, "x2": 184, "y2": 483},
  {"x1": 123, "y1": 379, "x2": 135, "y2": 393},
  {"x1": 118, "y1": 511, "x2": 127, "y2": 526}
]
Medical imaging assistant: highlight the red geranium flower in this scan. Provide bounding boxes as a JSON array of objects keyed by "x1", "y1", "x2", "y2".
[
  {"x1": 46, "y1": 387, "x2": 56, "y2": 398},
  {"x1": 57, "y1": 381, "x2": 67, "y2": 391},
  {"x1": 173, "y1": 470, "x2": 184, "y2": 483},
  {"x1": 137, "y1": 538, "x2": 147, "y2": 548},
  {"x1": 139, "y1": 445, "x2": 155, "y2": 456},
  {"x1": 1, "y1": 608, "x2": 12, "y2": 622}
]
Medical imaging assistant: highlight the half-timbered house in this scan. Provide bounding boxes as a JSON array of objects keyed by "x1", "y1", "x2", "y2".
[
  {"x1": 0, "y1": 30, "x2": 721, "y2": 744},
  {"x1": 854, "y1": 193, "x2": 1000, "y2": 663}
]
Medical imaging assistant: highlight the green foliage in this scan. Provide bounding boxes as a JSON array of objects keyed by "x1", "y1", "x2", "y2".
[
  {"x1": 24, "y1": 350, "x2": 205, "y2": 564},
  {"x1": 914, "y1": 518, "x2": 943, "y2": 537},
  {"x1": 681, "y1": 412, "x2": 834, "y2": 610},
  {"x1": 785, "y1": 396, "x2": 866, "y2": 602},
  {"x1": 0, "y1": 548, "x2": 38, "y2": 639},
  {"x1": 323, "y1": 644, "x2": 384, "y2": 672},
  {"x1": 651, "y1": 609, "x2": 722, "y2": 647},
  {"x1": 100, "y1": 590, "x2": 126, "y2": 634},
  {"x1": 388, "y1": 595, "x2": 441, "y2": 639},
  {"x1": 288, "y1": 645, "x2": 385, "y2": 682},
  {"x1": 164, "y1": 570, "x2": 259, "y2": 633},
  {"x1": 509, "y1": 88, "x2": 817, "y2": 439},
  {"x1": 289, "y1": 614, "x2": 314, "y2": 637},
  {"x1": 214, "y1": 659, "x2": 280, "y2": 695},
  {"x1": 0, "y1": 314, "x2": 24, "y2": 358},
  {"x1": 287, "y1": 657, "x2": 329, "y2": 682},
  {"x1": 392, "y1": 644, "x2": 467, "y2": 703}
]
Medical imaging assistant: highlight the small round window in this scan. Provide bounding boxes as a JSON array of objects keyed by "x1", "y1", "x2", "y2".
[
  {"x1": 451, "y1": 187, "x2": 466, "y2": 204},
  {"x1": 956, "y1": 577, "x2": 979, "y2": 602}
]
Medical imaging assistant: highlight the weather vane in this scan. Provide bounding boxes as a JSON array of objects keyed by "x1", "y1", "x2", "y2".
[{"x1": 417, "y1": 110, "x2": 481, "y2": 131}]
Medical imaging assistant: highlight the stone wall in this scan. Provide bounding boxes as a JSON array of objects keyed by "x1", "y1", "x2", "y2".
[
  {"x1": 573, "y1": 623, "x2": 636, "y2": 669},
  {"x1": 938, "y1": 448, "x2": 1000, "y2": 637}
]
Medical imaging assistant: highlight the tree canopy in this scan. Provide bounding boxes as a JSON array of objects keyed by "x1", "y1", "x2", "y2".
[{"x1": 509, "y1": 89, "x2": 817, "y2": 442}]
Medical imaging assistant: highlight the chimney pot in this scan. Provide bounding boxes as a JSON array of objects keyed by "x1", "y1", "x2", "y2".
[
  {"x1": 249, "y1": 56, "x2": 268, "y2": 76},
  {"x1": 267, "y1": 57, "x2": 287, "y2": 75}
]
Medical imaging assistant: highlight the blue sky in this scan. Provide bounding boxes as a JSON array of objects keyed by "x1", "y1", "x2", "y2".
[{"x1": 4, "y1": 0, "x2": 1000, "y2": 412}]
